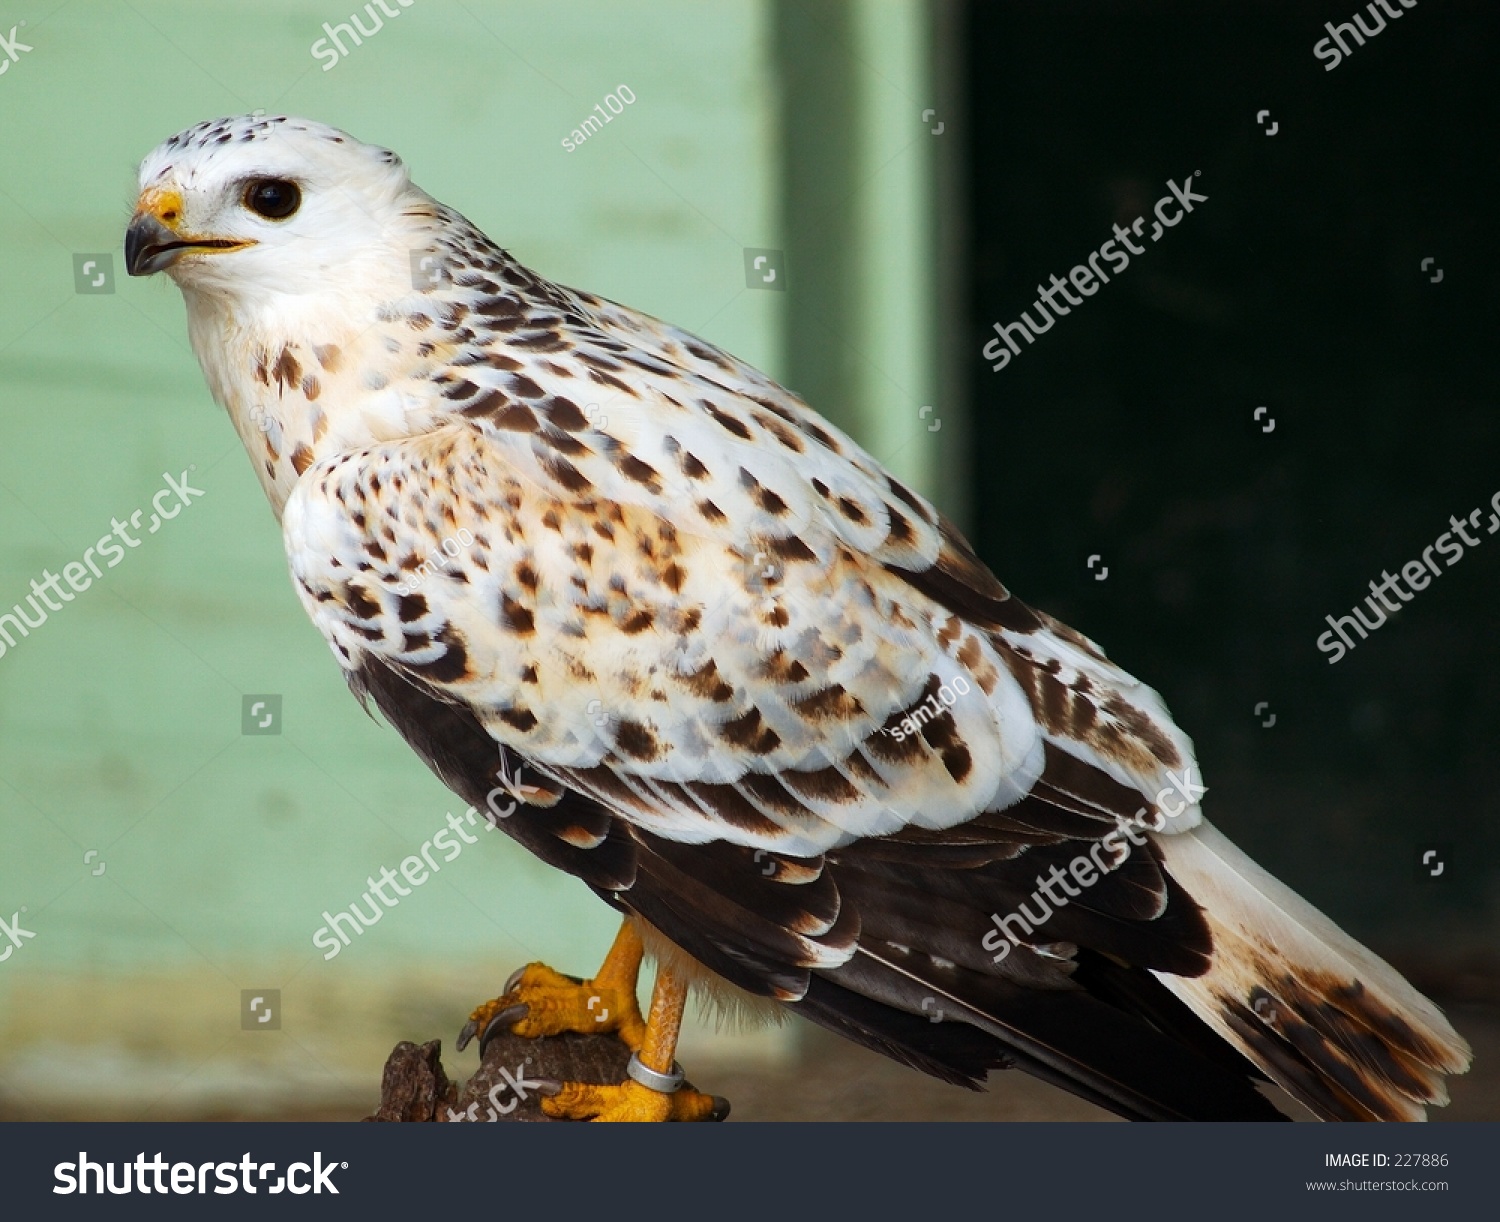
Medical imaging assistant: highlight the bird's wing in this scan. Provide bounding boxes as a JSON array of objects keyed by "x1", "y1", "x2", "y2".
[{"x1": 280, "y1": 375, "x2": 1194, "y2": 863}]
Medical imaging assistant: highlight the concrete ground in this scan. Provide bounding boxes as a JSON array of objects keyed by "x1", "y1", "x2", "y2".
[
  {"x1": 701, "y1": 1001, "x2": 1498, "y2": 1121},
  {"x1": 5, "y1": 991, "x2": 1493, "y2": 1123}
]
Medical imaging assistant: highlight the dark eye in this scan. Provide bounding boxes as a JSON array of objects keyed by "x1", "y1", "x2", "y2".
[{"x1": 243, "y1": 178, "x2": 301, "y2": 220}]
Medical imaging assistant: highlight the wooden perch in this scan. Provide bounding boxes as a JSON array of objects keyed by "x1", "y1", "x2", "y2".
[{"x1": 365, "y1": 1028, "x2": 666, "y2": 1122}]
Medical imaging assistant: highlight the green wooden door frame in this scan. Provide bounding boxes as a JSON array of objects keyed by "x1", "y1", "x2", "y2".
[{"x1": 771, "y1": 0, "x2": 970, "y2": 529}]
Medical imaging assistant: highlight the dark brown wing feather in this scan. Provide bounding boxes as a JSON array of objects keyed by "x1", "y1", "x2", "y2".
[{"x1": 348, "y1": 653, "x2": 1288, "y2": 1121}]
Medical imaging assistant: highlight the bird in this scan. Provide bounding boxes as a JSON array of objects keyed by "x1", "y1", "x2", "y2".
[{"x1": 125, "y1": 114, "x2": 1471, "y2": 1122}]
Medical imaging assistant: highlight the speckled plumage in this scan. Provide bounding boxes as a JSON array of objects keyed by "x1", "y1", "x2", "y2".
[{"x1": 130, "y1": 115, "x2": 1471, "y2": 1121}]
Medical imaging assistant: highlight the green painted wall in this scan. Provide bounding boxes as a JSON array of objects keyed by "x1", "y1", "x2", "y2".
[{"x1": 0, "y1": 0, "x2": 943, "y2": 1116}]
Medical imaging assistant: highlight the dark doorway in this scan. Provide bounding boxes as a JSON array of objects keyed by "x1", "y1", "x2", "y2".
[{"x1": 961, "y1": 1, "x2": 1500, "y2": 952}]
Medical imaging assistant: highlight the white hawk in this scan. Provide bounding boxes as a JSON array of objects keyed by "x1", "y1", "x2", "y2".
[{"x1": 125, "y1": 115, "x2": 1471, "y2": 1121}]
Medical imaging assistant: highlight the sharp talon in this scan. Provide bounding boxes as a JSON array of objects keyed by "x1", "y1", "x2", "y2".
[
  {"x1": 459, "y1": 953, "x2": 647, "y2": 1060},
  {"x1": 533, "y1": 1078, "x2": 563, "y2": 1098},
  {"x1": 480, "y1": 1003, "x2": 528, "y2": 1047},
  {"x1": 710, "y1": 1096, "x2": 732, "y2": 1121},
  {"x1": 457, "y1": 1001, "x2": 529, "y2": 1052},
  {"x1": 491, "y1": 1002, "x2": 529, "y2": 1028}
]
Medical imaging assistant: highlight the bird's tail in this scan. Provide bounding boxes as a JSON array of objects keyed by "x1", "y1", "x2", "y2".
[{"x1": 1153, "y1": 821, "x2": 1472, "y2": 1120}]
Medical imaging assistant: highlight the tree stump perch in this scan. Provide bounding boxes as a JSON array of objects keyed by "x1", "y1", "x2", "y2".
[{"x1": 365, "y1": 1028, "x2": 702, "y2": 1122}]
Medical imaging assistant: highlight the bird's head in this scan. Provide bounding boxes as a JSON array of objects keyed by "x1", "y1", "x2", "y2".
[{"x1": 126, "y1": 114, "x2": 418, "y2": 300}]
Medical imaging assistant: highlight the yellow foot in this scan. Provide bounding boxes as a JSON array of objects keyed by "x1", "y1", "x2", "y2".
[
  {"x1": 539, "y1": 1078, "x2": 728, "y2": 1123},
  {"x1": 457, "y1": 961, "x2": 647, "y2": 1053}
]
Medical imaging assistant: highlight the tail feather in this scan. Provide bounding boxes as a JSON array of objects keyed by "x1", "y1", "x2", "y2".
[
  {"x1": 815, "y1": 941, "x2": 1290, "y2": 1120},
  {"x1": 1154, "y1": 821, "x2": 1472, "y2": 1120}
]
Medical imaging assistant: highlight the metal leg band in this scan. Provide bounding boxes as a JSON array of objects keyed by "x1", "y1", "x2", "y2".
[{"x1": 626, "y1": 1051, "x2": 685, "y2": 1093}]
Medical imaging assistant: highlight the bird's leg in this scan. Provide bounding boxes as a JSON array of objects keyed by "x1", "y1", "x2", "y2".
[
  {"x1": 538, "y1": 960, "x2": 727, "y2": 1122},
  {"x1": 458, "y1": 920, "x2": 726, "y2": 1121},
  {"x1": 458, "y1": 918, "x2": 649, "y2": 1052}
]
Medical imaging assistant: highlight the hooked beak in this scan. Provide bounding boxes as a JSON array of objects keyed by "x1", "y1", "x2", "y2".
[{"x1": 125, "y1": 187, "x2": 254, "y2": 276}]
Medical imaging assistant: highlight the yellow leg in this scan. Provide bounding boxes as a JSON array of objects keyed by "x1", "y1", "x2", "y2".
[
  {"x1": 539, "y1": 961, "x2": 725, "y2": 1122},
  {"x1": 458, "y1": 919, "x2": 647, "y2": 1052},
  {"x1": 639, "y1": 960, "x2": 690, "y2": 1079}
]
